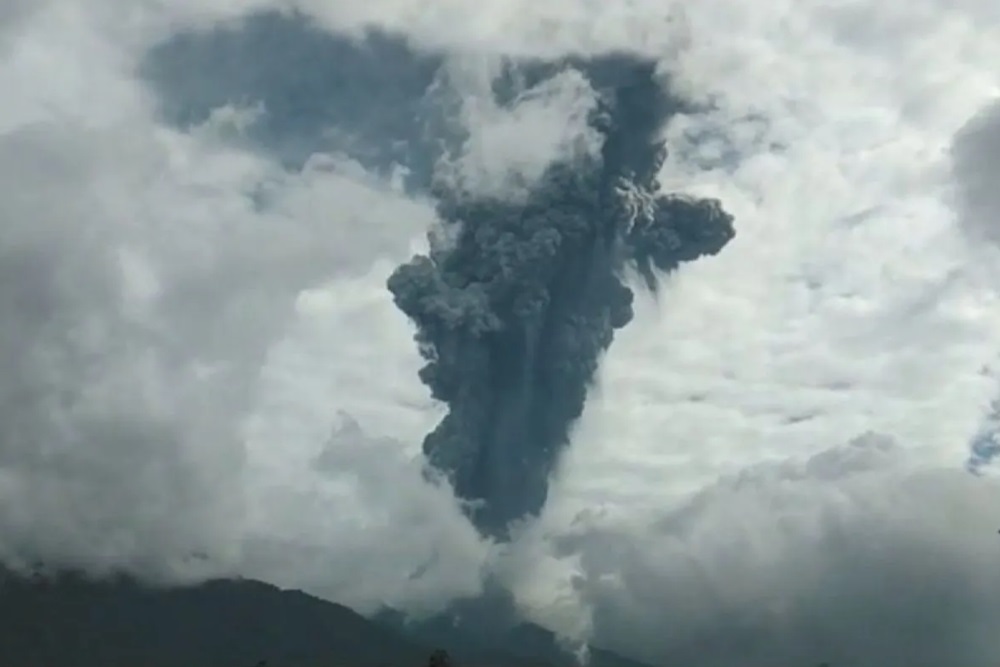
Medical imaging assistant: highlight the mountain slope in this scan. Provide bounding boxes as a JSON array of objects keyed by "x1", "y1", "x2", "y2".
[
  {"x1": 0, "y1": 569, "x2": 429, "y2": 667},
  {"x1": 0, "y1": 570, "x2": 655, "y2": 667}
]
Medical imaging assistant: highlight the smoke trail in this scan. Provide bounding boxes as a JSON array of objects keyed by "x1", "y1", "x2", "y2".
[{"x1": 388, "y1": 55, "x2": 735, "y2": 539}]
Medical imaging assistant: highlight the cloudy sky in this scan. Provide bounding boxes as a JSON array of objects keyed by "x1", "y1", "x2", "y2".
[{"x1": 3, "y1": 1, "x2": 1000, "y2": 665}]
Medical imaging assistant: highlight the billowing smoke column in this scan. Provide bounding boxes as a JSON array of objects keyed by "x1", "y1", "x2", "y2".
[{"x1": 388, "y1": 55, "x2": 735, "y2": 539}]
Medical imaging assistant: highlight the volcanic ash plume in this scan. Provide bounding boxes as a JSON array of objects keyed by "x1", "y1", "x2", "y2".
[{"x1": 388, "y1": 56, "x2": 735, "y2": 539}]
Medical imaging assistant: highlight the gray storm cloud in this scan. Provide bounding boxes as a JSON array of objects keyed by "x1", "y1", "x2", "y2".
[
  {"x1": 0, "y1": 124, "x2": 246, "y2": 578},
  {"x1": 952, "y1": 100, "x2": 1000, "y2": 475},
  {"x1": 558, "y1": 435, "x2": 1000, "y2": 667},
  {"x1": 952, "y1": 100, "x2": 1000, "y2": 248},
  {"x1": 388, "y1": 56, "x2": 735, "y2": 539},
  {"x1": 0, "y1": 15, "x2": 443, "y2": 579}
]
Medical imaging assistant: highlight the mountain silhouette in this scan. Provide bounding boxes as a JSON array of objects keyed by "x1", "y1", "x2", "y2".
[{"x1": 0, "y1": 567, "x2": 652, "y2": 667}]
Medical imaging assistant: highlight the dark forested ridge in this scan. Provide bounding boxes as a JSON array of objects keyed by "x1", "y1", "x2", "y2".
[
  {"x1": 0, "y1": 568, "x2": 423, "y2": 667},
  {"x1": 0, "y1": 568, "x2": 652, "y2": 667}
]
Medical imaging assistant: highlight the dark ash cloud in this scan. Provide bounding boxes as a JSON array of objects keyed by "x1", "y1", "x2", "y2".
[{"x1": 388, "y1": 56, "x2": 735, "y2": 539}]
